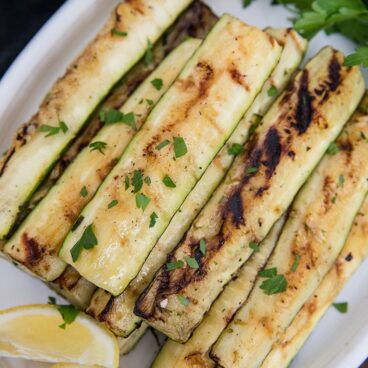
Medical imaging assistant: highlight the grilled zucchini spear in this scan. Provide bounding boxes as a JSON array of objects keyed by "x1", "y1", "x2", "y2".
[
  {"x1": 152, "y1": 216, "x2": 286, "y2": 368},
  {"x1": 87, "y1": 27, "x2": 307, "y2": 337},
  {"x1": 59, "y1": 14, "x2": 282, "y2": 296},
  {"x1": 4, "y1": 38, "x2": 201, "y2": 281},
  {"x1": 0, "y1": 0, "x2": 194, "y2": 240},
  {"x1": 135, "y1": 47, "x2": 365, "y2": 342},
  {"x1": 211, "y1": 95, "x2": 368, "y2": 368},
  {"x1": 261, "y1": 95, "x2": 368, "y2": 368}
]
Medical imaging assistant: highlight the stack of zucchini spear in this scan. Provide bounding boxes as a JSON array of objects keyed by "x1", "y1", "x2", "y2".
[{"x1": 0, "y1": 0, "x2": 367, "y2": 366}]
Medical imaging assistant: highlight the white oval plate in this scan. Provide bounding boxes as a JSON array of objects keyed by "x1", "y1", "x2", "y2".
[{"x1": 0, "y1": 1, "x2": 367, "y2": 367}]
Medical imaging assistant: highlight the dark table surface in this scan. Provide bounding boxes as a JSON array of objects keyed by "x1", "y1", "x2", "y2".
[{"x1": 0, "y1": 1, "x2": 367, "y2": 367}]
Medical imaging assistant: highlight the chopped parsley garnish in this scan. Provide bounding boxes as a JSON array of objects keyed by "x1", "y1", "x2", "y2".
[
  {"x1": 111, "y1": 28, "x2": 128, "y2": 37},
  {"x1": 57, "y1": 304, "x2": 79, "y2": 329},
  {"x1": 291, "y1": 254, "x2": 301, "y2": 272},
  {"x1": 162, "y1": 175, "x2": 176, "y2": 188},
  {"x1": 108, "y1": 199, "x2": 119, "y2": 209},
  {"x1": 185, "y1": 256, "x2": 199, "y2": 269},
  {"x1": 132, "y1": 170, "x2": 143, "y2": 193},
  {"x1": 71, "y1": 216, "x2": 84, "y2": 232},
  {"x1": 146, "y1": 99, "x2": 154, "y2": 106},
  {"x1": 260, "y1": 274, "x2": 288, "y2": 295},
  {"x1": 249, "y1": 114, "x2": 262, "y2": 136},
  {"x1": 267, "y1": 86, "x2": 278, "y2": 97},
  {"x1": 332, "y1": 302, "x2": 348, "y2": 314},
  {"x1": 80, "y1": 186, "x2": 88, "y2": 198},
  {"x1": 178, "y1": 294, "x2": 189, "y2": 306},
  {"x1": 327, "y1": 142, "x2": 339, "y2": 155},
  {"x1": 166, "y1": 260, "x2": 184, "y2": 271},
  {"x1": 144, "y1": 39, "x2": 153, "y2": 66},
  {"x1": 135, "y1": 193, "x2": 150, "y2": 211},
  {"x1": 144, "y1": 176, "x2": 152, "y2": 186},
  {"x1": 155, "y1": 139, "x2": 170, "y2": 151},
  {"x1": 125, "y1": 175, "x2": 130, "y2": 190},
  {"x1": 48, "y1": 296, "x2": 56, "y2": 305},
  {"x1": 70, "y1": 224, "x2": 98, "y2": 262},
  {"x1": 331, "y1": 194, "x2": 337, "y2": 204},
  {"x1": 151, "y1": 78, "x2": 163, "y2": 91},
  {"x1": 242, "y1": 0, "x2": 253, "y2": 7},
  {"x1": 100, "y1": 108, "x2": 137, "y2": 130},
  {"x1": 149, "y1": 212, "x2": 158, "y2": 228},
  {"x1": 338, "y1": 174, "x2": 345, "y2": 187},
  {"x1": 199, "y1": 239, "x2": 206, "y2": 256},
  {"x1": 246, "y1": 167, "x2": 258, "y2": 174},
  {"x1": 259, "y1": 267, "x2": 277, "y2": 278},
  {"x1": 89, "y1": 141, "x2": 107, "y2": 154},
  {"x1": 344, "y1": 47, "x2": 368, "y2": 68},
  {"x1": 228, "y1": 143, "x2": 245, "y2": 156},
  {"x1": 249, "y1": 241, "x2": 260, "y2": 252},
  {"x1": 173, "y1": 136, "x2": 188, "y2": 158},
  {"x1": 40, "y1": 120, "x2": 69, "y2": 137}
]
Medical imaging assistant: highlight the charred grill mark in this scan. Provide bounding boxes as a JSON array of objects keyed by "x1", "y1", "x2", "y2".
[
  {"x1": 339, "y1": 138, "x2": 353, "y2": 163},
  {"x1": 22, "y1": 233, "x2": 42, "y2": 266},
  {"x1": 223, "y1": 190, "x2": 244, "y2": 227},
  {"x1": 196, "y1": 61, "x2": 215, "y2": 97},
  {"x1": 98, "y1": 296, "x2": 115, "y2": 322},
  {"x1": 327, "y1": 52, "x2": 341, "y2": 92},
  {"x1": 0, "y1": 147, "x2": 15, "y2": 177},
  {"x1": 229, "y1": 68, "x2": 250, "y2": 91},
  {"x1": 292, "y1": 70, "x2": 314, "y2": 135},
  {"x1": 262, "y1": 127, "x2": 282, "y2": 178},
  {"x1": 345, "y1": 252, "x2": 353, "y2": 262}
]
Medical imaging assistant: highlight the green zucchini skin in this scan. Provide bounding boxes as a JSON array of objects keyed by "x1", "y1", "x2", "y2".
[
  {"x1": 4, "y1": 38, "x2": 201, "y2": 282},
  {"x1": 135, "y1": 47, "x2": 365, "y2": 343},
  {"x1": 86, "y1": 28, "x2": 307, "y2": 338},
  {"x1": 211, "y1": 94, "x2": 368, "y2": 368},
  {"x1": 59, "y1": 14, "x2": 282, "y2": 296},
  {"x1": 0, "y1": 0, "x2": 194, "y2": 240},
  {"x1": 118, "y1": 322, "x2": 148, "y2": 355},
  {"x1": 261, "y1": 96, "x2": 368, "y2": 368},
  {"x1": 152, "y1": 216, "x2": 286, "y2": 368}
]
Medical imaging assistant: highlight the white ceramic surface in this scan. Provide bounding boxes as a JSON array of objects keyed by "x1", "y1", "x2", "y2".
[{"x1": 0, "y1": 1, "x2": 367, "y2": 367}]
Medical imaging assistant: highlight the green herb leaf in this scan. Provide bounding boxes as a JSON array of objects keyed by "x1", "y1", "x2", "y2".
[
  {"x1": 162, "y1": 175, "x2": 176, "y2": 188},
  {"x1": 100, "y1": 108, "x2": 136, "y2": 130},
  {"x1": 246, "y1": 167, "x2": 258, "y2": 174},
  {"x1": 228, "y1": 143, "x2": 245, "y2": 156},
  {"x1": 185, "y1": 256, "x2": 200, "y2": 269},
  {"x1": 40, "y1": 120, "x2": 69, "y2": 137},
  {"x1": 57, "y1": 305, "x2": 79, "y2": 329},
  {"x1": 291, "y1": 254, "x2": 301, "y2": 272},
  {"x1": 166, "y1": 260, "x2": 185, "y2": 271},
  {"x1": 135, "y1": 193, "x2": 150, "y2": 211},
  {"x1": 125, "y1": 175, "x2": 130, "y2": 190},
  {"x1": 178, "y1": 294, "x2": 189, "y2": 306},
  {"x1": 259, "y1": 267, "x2": 278, "y2": 278},
  {"x1": 48, "y1": 296, "x2": 56, "y2": 305},
  {"x1": 344, "y1": 47, "x2": 368, "y2": 68},
  {"x1": 331, "y1": 193, "x2": 337, "y2": 204},
  {"x1": 155, "y1": 139, "x2": 170, "y2": 151},
  {"x1": 132, "y1": 170, "x2": 143, "y2": 193},
  {"x1": 144, "y1": 39, "x2": 153, "y2": 66},
  {"x1": 80, "y1": 186, "x2": 88, "y2": 198},
  {"x1": 70, "y1": 224, "x2": 98, "y2": 262},
  {"x1": 338, "y1": 174, "x2": 345, "y2": 187},
  {"x1": 108, "y1": 199, "x2": 119, "y2": 209},
  {"x1": 144, "y1": 176, "x2": 152, "y2": 186},
  {"x1": 89, "y1": 141, "x2": 107, "y2": 154},
  {"x1": 71, "y1": 216, "x2": 84, "y2": 232},
  {"x1": 243, "y1": 0, "x2": 254, "y2": 7},
  {"x1": 249, "y1": 241, "x2": 260, "y2": 252},
  {"x1": 267, "y1": 86, "x2": 278, "y2": 96},
  {"x1": 327, "y1": 142, "x2": 339, "y2": 155},
  {"x1": 151, "y1": 78, "x2": 163, "y2": 91},
  {"x1": 121, "y1": 112, "x2": 137, "y2": 130},
  {"x1": 111, "y1": 28, "x2": 128, "y2": 37},
  {"x1": 199, "y1": 239, "x2": 206, "y2": 256},
  {"x1": 146, "y1": 99, "x2": 154, "y2": 106},
  {"x1": 59, "y1": 121, "x2": 68, "y2": 133},
  {"x1": 149, "y1": 212, "x2": 158, "y2": 228},
  {"x1": 332, "y1": 302, "x2": 348, "y2": 314},
  {"x1": 249, "y1": 113, "x2": 262, "y2": 136},
  {"x1": 173, "y1": 136, "x2": 188, "y2": 158},
  {"x1": 260, "y1": 274, "x2": 288, "y2": 295}
]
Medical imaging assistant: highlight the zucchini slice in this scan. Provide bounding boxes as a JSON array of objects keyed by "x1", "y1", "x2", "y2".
[
  {"x1": 0, "y1": 0, "x2": 194, "y2": 239},
  {"x1": 119, "y1": 322, "x2": 148, "y2": 356},
  {"x1": 211, "y1": 98, "x2": 368, "y2": 368},
  {"x1": 261, "y1": 97, "x2": 368, "y2": 368},
  {"x1": 59, "y1": 14, "x2": 282, "y2": 296},
  {"x1": 135, "y1": 47, "x2": 365, "y2": 342},
  {"x1": 4, "y1": 38, "x2": 201, "y2": 281},
  {"x1": 87, "y1": 28, "x2": 307, "y2": 337},
  {"x1": 152, "y1": 216, "x2": 286, "y2": 368}
]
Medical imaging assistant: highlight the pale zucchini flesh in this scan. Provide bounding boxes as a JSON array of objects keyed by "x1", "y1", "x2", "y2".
[
  {"x1": 4, "y1": 38, "x2": 201, "y2": 282},
  {"x1": 0, "y1": 0, "x2": 194, "y2": 240},
  {"x1": 152, "y1": 215, "x2": 286, "y2": 368},
  {"x1": 59, "y1": 14, "x2": 282, "y2": 296},
  {"x1": 135, "y1": 47, "x2": 365, "y2": 342},
  {"x1": 261, "y1": 96, "x2": 368, "y2": 368},
  {"x1": 211, "y1": 101, "x2": 368, "y2": 368},
  {"x1": 119, "y1": 322, "x2": 148, "y2": 356},
  {"x1": 87, "y1": 28, "x2": 307, "y2": 337}
]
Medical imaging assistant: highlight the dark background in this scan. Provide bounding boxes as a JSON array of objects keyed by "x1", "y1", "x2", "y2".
[{"x1": 0, "y1": 1, "x2": 367, "y2": 367}]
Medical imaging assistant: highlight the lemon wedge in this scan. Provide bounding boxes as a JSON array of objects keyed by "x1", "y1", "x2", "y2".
[{"x1": 0, "y1": 304, "x2": 119, "y2": 368}]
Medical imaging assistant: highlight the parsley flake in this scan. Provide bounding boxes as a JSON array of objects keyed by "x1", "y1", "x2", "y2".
[
  {"x1": 146, "y1": 99, "x2": 154, "y2": 106},
  {"x1": 178, "y1": 294, "x2": 189, "y2": 306},
  {"x1": 57, "y1": 304, "x2": 79, "y2": 329},
  {"x1": 151, "y1": 78, "x2": 163, "y2": 91},
  {"x1": 199, "y1": 239, "x2": 206, "y2": 256},
  {"x1": 149, "y1": 212, "x2": 158, "y2": 228},
  {"x1": 185, "y1": 256, "x2": 199, "y2": 269},
  {"x1": 327, "y1": 142, "x2": 339, "y2": 155},
  {"x1": 111, "y1": 28, "x2": 128, "y2": 37},
  {"x1": 80, "y1": 186, "x2": 88, "y2": 198},
  {"x1": 259, "y1": 267, "x2": 277, "y2": 278},
  {"x1": 249, "y1": 241, "x2": 260, "y2": 252},
  {"x1": 166, "y1": 260, "x2": 184, "y2": 271},
  {"x1": 144, "y1": 39, "x2": 153, "y2": 66},
  {"x1": 173, "y1": 136, "x2": 188, "y2": 158},
  {"x1": 291, "y1": 254, "x2": 301, "y2": 272},
  {"x1": 70, "y1": 224, "x2": 98, "y2": 262},
  {"x1": 144, "y1": 176, "x2": 152, "y2": 186},
  {"x1": 332, "y1": 302, "x2": 348, "y2": 314},
  {"x1": 267, "y1": 86, "x2": 278, "y2": 97},
  {"x1": 89, "y1": 141, "x2": 107, "y2": 154},
  {"x1": 228, "y1": 143, "x2": 245, "y2": 156},
  {"x1": 246, "y1": 167, "x2": 258, "y2": 174},
  {"x1": 162, "y1": 175, "x2": 176, "y2": 188},
  {"x1": 40, "y1": 120, "x2": 69, "y2": 137},
  {"x1": 100, "y1": 108, "x2": 136, "y2": 130},
  {"x1": 156, "y1": 139, "x2": 170, "y2": 151},
  {"x1": 108, "y1": 199, "x2": 119, "y2": 209},
  {"x1": 48, "y1": 296, "x2": 56, "y2": 305},
  {"x1": 338, "y1": 174, "x2": 345, "y2": 187},
  {"x1": 135, "y1": 193, "x2": 150, "y2": 211},
  {"x1": 260, "y1": 274, "x2": 287, "y2": 295},
  {"x1": 132, "y1": 170, "x2": 143, "y2": 193},
  {"x1": 125, "y1": 175, "x2": 130, "y2": 190}
]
